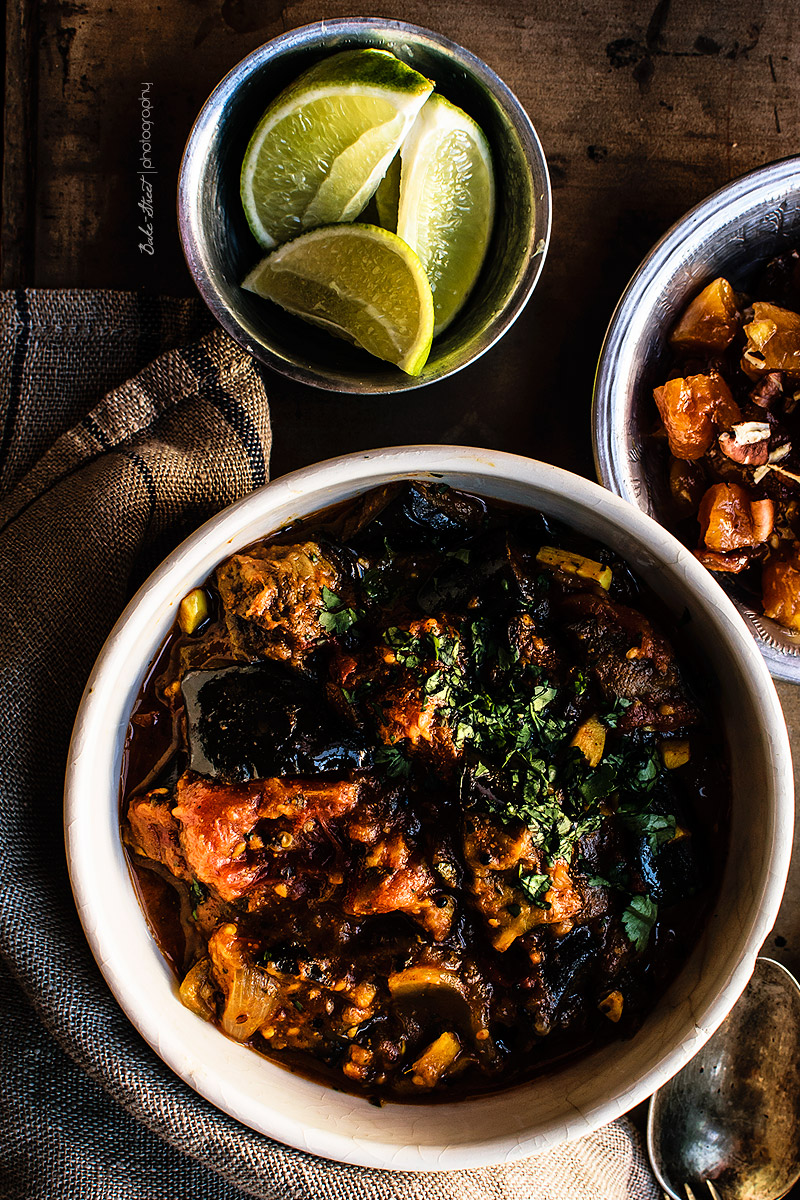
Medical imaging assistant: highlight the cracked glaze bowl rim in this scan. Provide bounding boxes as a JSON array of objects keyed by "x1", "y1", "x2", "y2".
[
  {"x1": 65, "y1": 447, "x2": 792, "y2": 1170},
  {"x1": 593, "y1": 154, "x2": 800, "y2": 681}
]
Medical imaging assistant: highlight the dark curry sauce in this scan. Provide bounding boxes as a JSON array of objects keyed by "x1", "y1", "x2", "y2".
[{"x1": 121, "y1": 482, "x2": 729, "y2": 1101}]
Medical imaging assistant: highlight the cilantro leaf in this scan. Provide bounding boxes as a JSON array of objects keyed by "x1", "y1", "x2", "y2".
[
  {"x1": 319, "y1": 586, "x2": 360, "y2": 635},
  {"x1": 519, "y1": 870, "x2": 552, "y2": 909},
  {"x1": 190, "y1": 879, "x2": 206, "y2": 920},
  {"x1": 619, "y1": 809, "x2": 676, "y2": 854},
  {"x1": 374, "y1": 742, "x2": 412, "y2": 779},
  {"x1": 622, "y1": 894, "x2": 658, "y2": 952},
  {"x1": 530, "y1": 684, "x2": 557, "y2": 713},
  {"x1": 602, "y1": 696, "x2": 632, "y2": 729}
]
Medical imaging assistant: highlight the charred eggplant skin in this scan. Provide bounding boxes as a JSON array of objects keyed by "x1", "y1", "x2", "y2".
[{"x1": 182, "y1": 663, "x2": 373, "y2": 781}]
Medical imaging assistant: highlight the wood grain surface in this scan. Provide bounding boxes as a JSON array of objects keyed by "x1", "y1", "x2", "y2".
[{"x1": 4, "y1": 0, "x2": 800, "y2": 1140}]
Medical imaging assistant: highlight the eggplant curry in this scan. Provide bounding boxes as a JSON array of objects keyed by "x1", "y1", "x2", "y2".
[{"x1": 122, "y1": 483, "x2": 727, "y2": 1100}]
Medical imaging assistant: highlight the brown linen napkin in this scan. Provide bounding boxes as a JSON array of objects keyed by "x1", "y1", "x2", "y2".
[{"x1": 0, "y1": 289, "x2": 660, "y2": 1200}]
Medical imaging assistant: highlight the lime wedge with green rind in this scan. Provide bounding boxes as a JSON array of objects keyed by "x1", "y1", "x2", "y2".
[
  {"x1": 242, "y1": 223, "x2": 435, "y2": 376},
  {"x1": 396, "y1": 93, "x2": 495, "y2": 335},
  {"x1": 240, "y1": 49, "x2": 433, "y2": 249},
  {"x1": 374, "y1": 152, "x2": 401, "y2": 231}
]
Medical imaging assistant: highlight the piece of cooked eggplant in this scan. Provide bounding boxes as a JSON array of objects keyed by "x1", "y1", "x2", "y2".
[
  {"x1": 350, "y1": 483, "x2": 487, "y2": 553},
  {"x1": 622, "y1": 784, "x2": 703, "y2": 906},
  {"x1": 539, "y1": 924, "x2": 598, "y2": 1016},
  {"x1": 182, "y1": 662, "x2": 374, "y2": 782}
]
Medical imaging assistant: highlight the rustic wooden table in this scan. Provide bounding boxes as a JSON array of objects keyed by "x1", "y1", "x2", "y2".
[{"x1": 4, "y1": 0, "x2": 800, "y2": 1177}]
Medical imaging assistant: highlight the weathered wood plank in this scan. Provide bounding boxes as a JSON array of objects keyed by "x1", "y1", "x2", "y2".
[{"x1": 2, "y1": 0, "x2": 39, "y2": 286}]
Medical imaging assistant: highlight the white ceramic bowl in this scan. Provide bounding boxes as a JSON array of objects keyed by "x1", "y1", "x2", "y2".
[{"x1": 65, "y1": 446, "x2": 794, "y2": 1171}]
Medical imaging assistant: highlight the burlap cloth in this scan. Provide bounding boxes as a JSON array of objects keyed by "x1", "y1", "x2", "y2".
[{"x1": 0, "y1": 290, "x2": 661, "y2": 1199}]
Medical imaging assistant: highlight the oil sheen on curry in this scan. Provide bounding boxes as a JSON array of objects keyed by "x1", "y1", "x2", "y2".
[{"x1": 122, "y1": 483, "x2": 727, "y2": 1101}]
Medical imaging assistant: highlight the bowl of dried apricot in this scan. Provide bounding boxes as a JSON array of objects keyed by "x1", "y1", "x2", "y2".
[{"x1": 593, "y1": 155, "x2": 800, "y2": 680}]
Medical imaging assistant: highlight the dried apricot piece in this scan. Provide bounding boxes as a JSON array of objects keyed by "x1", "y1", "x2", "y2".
[
  {"x1": 654, "y1": 371, "x2": 741, "y2": 460},
  {"x1": 670, "y1": 277, "x2": 740, "y2": 351},
  {"x1": 697, "y1": 482, "x2": 774, "y2": 552},
  {"x1": 742, "y1": 302, "x2": 800, "y2": 379},
  {"x1": 763, "y1": 547, "x2": 800, "y2": 630}
]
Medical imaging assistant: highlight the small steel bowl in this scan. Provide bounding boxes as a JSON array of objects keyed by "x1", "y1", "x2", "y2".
[
  {"x1": 178, "y1": 17, "x2": 551, "y2": 394},
  {"x1": 593, "y1": 156, "x2": 800, "y2": 681}
]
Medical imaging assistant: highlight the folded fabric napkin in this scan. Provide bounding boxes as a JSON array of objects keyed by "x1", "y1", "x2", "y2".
[{"x1": 0, "y1": 289, "x2": 660, "y2": 1200}]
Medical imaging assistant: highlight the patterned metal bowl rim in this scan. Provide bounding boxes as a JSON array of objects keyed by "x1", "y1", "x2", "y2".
[{"x1": 593, "y1": 155, "x2": 800, "y2": 682}]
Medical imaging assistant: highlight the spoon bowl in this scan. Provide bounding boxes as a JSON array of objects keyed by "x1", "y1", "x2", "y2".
[{"x1": 648, "y1": 957, "x2": 800, "y2": 1200}]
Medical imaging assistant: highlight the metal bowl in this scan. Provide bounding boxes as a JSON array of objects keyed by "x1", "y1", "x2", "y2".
[
  {"x1": 593, "y1": 155, "x2": 800, "y2": 681},
  {"x1": 178, "y1": 18, "x2": 551, "y2": 394}
]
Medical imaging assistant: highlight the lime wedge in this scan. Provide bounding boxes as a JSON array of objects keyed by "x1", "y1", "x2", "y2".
[
  {"x1": 374, "y1": 152, "x2": 401, "y2": 231},
  {"x1": 242, "y1": 223, "x2": 435, "y2": 376},
  {"x1": 241, "y1": 49, "x2": 433, "y2": 249},
  {"x1": 396, "y1": 94, "x2": 495, "y2": 335}
]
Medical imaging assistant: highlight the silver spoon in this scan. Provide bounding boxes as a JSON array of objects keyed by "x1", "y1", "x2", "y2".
[{"x1": 647, "y1": 956, "x2": 800, "y2": 1200}]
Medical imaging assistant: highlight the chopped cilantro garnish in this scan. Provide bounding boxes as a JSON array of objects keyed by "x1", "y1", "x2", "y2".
[
  {"x1": 383, "y1": 626, "x2": 424, "y2": 670},
  {"x1": 618, "y1": 808, "x2": 676, "y2": 854},
  {"x1": 602, "y1": 696, "x2": 633, "y2": 728},
  {"x1": 530, "y1": 684, "x2": 557, "y2": 713},
  {"x1": 319, "y1": 586, "x2": 360, "y2": 635},
  {"x1": 622, "y1": 894, "x2": 658, "y2": 952},
  {"x1": 369, "y1": 581, "x2": 670, "y2": 869},
  {"x1": 519, "y1": 870, "x2": 552, "y2": 909},
  {"x1": 374, "y1": 742, "x2": 412, "y2": 779},
  {"x1": 190, "y1": 879, "x2": 206, "y2": 920}
]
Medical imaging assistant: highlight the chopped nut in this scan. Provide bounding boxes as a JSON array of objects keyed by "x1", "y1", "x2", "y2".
[
  {"x1": 751, "y1": 370, "x2": 784, "y2": 408},
  {"x1": 731, "y1": 421, "x2": 771, "y2": 444},
  {"x1": 718, "y1": 421, "x2": 771, "y2": 466}
]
